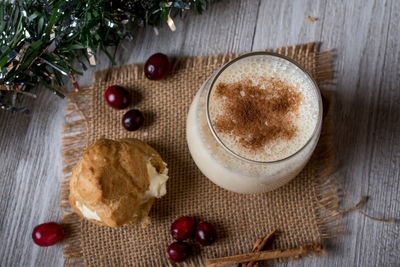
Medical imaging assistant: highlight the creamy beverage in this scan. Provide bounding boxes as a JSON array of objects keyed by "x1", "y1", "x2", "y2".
[{"x1": 187, "y1": 52, "x2": 322, "y2": 193}]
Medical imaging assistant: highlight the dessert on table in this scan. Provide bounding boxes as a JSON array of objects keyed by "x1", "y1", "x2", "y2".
[{"x1": 69, "y1": 138, "x2": 169, "y2": 228}]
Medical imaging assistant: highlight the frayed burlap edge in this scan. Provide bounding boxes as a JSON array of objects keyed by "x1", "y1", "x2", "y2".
[
  {"x1": 61, "y1": 87, "x2": 91, "y2": 266},
  {"x1": 312, "y1": 92, "x2": 345, "y2": 240},
  {"x1": 60, "y1": 42, "x2": 342, "y2": 266}
]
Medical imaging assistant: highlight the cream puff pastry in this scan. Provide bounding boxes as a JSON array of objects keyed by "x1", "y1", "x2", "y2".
[{"x1": 69, "y1": 138, "x2": 168, "y2": 228}]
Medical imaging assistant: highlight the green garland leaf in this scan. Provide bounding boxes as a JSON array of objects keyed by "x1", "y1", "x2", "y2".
[{"x1": 0, "y1": 0, "x2": 213, "y2": 113}]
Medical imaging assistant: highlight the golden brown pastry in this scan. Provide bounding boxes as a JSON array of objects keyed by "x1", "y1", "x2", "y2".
[{"x1": 69, "y1": 138, "x2": 168, "y2": 228}]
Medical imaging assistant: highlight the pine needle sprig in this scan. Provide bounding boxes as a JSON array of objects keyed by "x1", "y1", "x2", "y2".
[{"x1": 0, "y1": 0, "x2": 211, "y2": 113}]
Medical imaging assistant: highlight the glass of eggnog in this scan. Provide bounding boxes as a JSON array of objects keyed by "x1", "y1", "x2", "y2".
[{"x1": 186, "y1": 52, "x2": 322, "y2": 194}]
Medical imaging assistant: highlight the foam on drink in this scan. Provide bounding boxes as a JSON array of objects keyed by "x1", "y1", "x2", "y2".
[{"x1": 208, "y1": 55, "x2": 319, "y2": 162}]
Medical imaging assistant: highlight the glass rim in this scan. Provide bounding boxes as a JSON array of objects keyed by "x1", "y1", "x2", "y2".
[{"x1": 205, "y1": 51, "x2": 323, "y2": 165}]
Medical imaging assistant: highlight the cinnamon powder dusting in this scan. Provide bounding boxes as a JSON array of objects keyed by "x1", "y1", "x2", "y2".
[{"x1": 212, "y1": 78, "x2": 302, "y2": 151}]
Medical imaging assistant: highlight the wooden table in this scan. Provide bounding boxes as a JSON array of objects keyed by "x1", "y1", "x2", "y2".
[{"x1": 1, "y1": 0, "x2": 399, "y2": 266}]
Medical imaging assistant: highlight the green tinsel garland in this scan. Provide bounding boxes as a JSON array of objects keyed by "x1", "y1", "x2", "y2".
[{"x1": 0, "y1": 0, "x2": 211, "y2": 113}]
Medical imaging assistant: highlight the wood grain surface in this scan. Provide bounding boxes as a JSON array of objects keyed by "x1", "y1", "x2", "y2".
[{"x1": 1, "y1": 0, "x2": 399, "y2": 266}]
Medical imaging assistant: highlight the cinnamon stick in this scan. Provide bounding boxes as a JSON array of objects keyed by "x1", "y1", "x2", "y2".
[
  {"x1": 252, "y1": 238, "x2": 263, "y2": 252},
  {"x1": 235, "y1": 238, "x2": 262, "y2": 267},
  {"x1": 245, "y1": 230, "x2": 278, "y2": 267},
  {"x1": 205, "y1": 243, "x2": 322, "y2": 267}
]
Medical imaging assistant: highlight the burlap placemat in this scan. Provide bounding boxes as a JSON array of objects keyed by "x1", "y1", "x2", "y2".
[{"x1": 61, "y1": 42, "x2": 341, "y2": 266}]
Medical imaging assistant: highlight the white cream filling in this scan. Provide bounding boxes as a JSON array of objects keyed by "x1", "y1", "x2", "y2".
[
  {"x1": 75, "y1": 201, "x2": 101, "y2": 221},
  {"x1": 143, "y1": 161, "x2": 169, "y2": 199}
]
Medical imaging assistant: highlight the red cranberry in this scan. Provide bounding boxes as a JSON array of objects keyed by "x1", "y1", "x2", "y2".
[
  {"x1": 167, "y1": 241, "x2": 191, "y2": 262},
  {"x1": 144, "y1": 53, "x2": 172, "y2": 80},
  {"x1": 122, "y1": 109, "x2": 144, "y2": 131},
  {"x1": 171, "y1": 216, "x2": 196, "y2": 241},
  {"x1": 104, "y1": 85, "x2": 130, "y2": 109},
  {"x1": 32, "y1": 222, "x2": 64, "y2": 247},
  {"x1": 195, "y1": 221, "x2": 216, "y2": 246}
]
